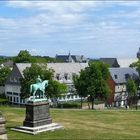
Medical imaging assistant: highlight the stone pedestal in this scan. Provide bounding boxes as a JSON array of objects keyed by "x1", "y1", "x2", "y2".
[
  {"x1": 12, "y1": 100, "x2": 63, "y2": 135},
  {"x1": 0, "y1": 112, "x2": 7, "y2": 140},
  {"x1": 23, "y1": 100, "x2": 52, "y2": 127}
]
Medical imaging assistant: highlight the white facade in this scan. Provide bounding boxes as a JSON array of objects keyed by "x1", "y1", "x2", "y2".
[
  {"x1": 114, "y1": 84, "x2": 128, "y2": 107},
  {"x1": 57, "y1": 93, "x2": 81, "y2": 102},
  {"x1": 5, "y1": 63, "x2": 88, "y2": 104},
  {"x1": 5, "y1": 84, "x2": 20, "y2": 104},
  {"x1": 5, "y1": 84, "x2": 28, "y2": 104}
]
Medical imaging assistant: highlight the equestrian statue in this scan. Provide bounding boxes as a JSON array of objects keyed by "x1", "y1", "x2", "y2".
[{"x1": 30, "y1": 75, "x2": 48, "y2": 101}]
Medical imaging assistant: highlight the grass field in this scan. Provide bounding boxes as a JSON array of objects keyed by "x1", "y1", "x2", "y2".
[{"x1": 0, "y1": 106, "x2": 140, "y2": 140}]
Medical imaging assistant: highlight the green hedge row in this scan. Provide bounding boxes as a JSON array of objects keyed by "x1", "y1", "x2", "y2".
[{"x1": 57, "y1": 102, "x2": 81, "y2": 108}]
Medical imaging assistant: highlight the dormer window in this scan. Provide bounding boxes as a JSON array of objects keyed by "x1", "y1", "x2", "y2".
[
  {"x1": 56, "y1": 74, "x2": 60, "y2": 80},
  {"x1": 10, "y1": 77, "x2": 13, "y2": 82},
  {"x1": 64, "y1": 73, "x2": 68, "y2": 80},
  {"x1": 125, "y1": 74, "x2": 130, "y2": 80},
  {"x1": 114, "y1": 75, "x2": 118, "y2": 79}
]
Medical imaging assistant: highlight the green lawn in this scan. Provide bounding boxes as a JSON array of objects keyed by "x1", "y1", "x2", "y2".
[{"x1": 0, "y1": 106, "x2": 140, "y2": 139}]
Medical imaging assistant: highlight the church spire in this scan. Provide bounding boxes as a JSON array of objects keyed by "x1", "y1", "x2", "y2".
[
  {"x1": 68, "y1": 50, "x2": 72, "y2": 62},
  {"x1": 137, "y1": 47, "x2": 140, "y2": 58}
]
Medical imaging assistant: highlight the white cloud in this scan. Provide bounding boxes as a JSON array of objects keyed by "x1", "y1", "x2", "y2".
[
  {"x1": 6, "y1": 1, "x2": 99, "y2": 13},
  {"x1": 1, "y1": 1, "x2": 140, "y2": 57}
]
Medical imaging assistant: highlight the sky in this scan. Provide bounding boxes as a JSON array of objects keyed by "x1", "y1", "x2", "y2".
[{"x1": 0, "y1": 1, "x2": 140, "y2": 58}]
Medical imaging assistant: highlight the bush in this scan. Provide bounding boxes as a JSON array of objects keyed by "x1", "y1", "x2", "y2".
[
  {"x1": 0, "y1": 98, "x2": 8, "y2": 104},
  {"x1": 57, "y1": 102, "x2": 81, "y2": 108}
]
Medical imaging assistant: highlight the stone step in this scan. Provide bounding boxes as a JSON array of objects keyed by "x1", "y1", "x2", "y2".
[{"x1": 11, "y1": 123, "x2": 64, "y2": 135}]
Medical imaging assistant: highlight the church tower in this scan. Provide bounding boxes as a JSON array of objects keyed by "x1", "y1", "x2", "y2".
[{"x1": 137, "y1": 47, "x2": 140, "y2": 58}]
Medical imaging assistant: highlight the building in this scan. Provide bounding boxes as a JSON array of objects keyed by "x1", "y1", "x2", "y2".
[
  {"x1": 5, "y1": 63, "x2": 88, "y2": 104},
  {"x1": 108, "y1": 67, "x2": 139, "y2": 107},
  {"x1": 137, "y1": 47, "x2": 140, "y2": 58},
  {"x1": 117, "y1": 58, "x2": 138, "y2": 68},
  {"x1": 56, "y1": 52, "x2": 88, "y2": 63},
  {"x1": 100, "y1": 58, "x2": 120, "y2": 67}
]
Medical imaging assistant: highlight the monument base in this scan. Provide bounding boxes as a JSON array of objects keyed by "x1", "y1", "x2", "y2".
[
  {"x1": 0, "y1": 112, "x2": 7, "y2": 140},
  {"x1": 11, "y1": 123, "x2": 63, "y2": 135},
  {"x1": 12, "y1": 100, "x2": 63, "y2": 135},
  {"x1": 23, "y1": 100, "x2": 52, "y2": 127}
]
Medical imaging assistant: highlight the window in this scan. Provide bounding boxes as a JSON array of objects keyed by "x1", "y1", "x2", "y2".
[
  {"x1": 17, "y1": 97, "x2": 19, "y2": 103},
  {"x1": 7, "y1": 92, "x2": 12, "y2": 95},
  {"x1": 14, "y1": 97, "x2": 15, "y2": 102},
  {"x1": 13, "y1": 77, "x2": 17, "y2": 82},
  {"x1": 56, "y1": 74, "x2": 60, "y2": 80},
  {"x1": 13, "y1": 92, "x2": 18, "y2": 96},
  {"x1": 114, "y1": 75, "x2": 118, "y2": 79},
  {"x1": 64, "y1": 73, "x2": 68, "y2": 80},
  {"x1": 125, "y1": 74, "x2": 130, "y2": 80},
  {"x1": 10, "y1": 96, "x2": 12, "y2": 102},
  {"x1": 10, "y1": 77, "x2": 14, "y2": 82}
]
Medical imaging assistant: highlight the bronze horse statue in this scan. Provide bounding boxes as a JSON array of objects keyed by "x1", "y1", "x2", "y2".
[{"x1": 30, "y1": 76, "x2": 48, "y2": 100}]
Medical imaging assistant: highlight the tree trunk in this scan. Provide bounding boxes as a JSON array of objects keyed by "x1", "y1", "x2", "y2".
[
  {"x1": 135, "y1": 95, "x2": 138, "y2": 110},
  {"x1": 91, "y1": 96, "x2": 94, "y2": 110},
  {"x1": 87, "y1": 102, "x2": 90, "y2": 109},
  {"x1": 81, "y1": 96, "x2": 83, "y2": 109}
]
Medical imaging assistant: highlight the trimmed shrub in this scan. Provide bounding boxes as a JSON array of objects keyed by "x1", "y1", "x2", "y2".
[{"x1": 57, "y1": 102, "x2": 81, "y2": 108}]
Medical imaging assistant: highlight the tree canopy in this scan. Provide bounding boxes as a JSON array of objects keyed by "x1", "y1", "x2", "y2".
[
  {"x1": 74, "y1": 61, "x2": 110, "y2": 109},
  {"x1": 126, "y1": 78, "x2": 137, "y2": 107},
  {"x1": 0, "y1": 66, "x2": 11, "y2": 86},
  {"x1": 13, "y1": 50, "x2": 58, "y2": 63},
  {"x1": 20, "y1": 63, "x2": 67, "y2": 99},
  {"x1": 13, "y1": 50, "x2": 32, "y2": 63}
]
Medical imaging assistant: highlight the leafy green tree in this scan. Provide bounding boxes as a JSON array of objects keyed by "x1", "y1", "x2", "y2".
[
  {"x1": 73, "y1": 71, "x2": 88, "y2": 108},
  {"x1": 13, "y1": 50, "x2": 33, "y2": 63},
  {"x1": 46, "y1": 80, "x2": 67, "y2": 98},
  {"x1": 20, "y1": 63, "x2": 67, "y2": 99},
  {"x1": 74, "y1": 61, "x2": 110, "y2": 109},
  {"x1": 126, "y1": 78, "x2": 137, "y2": 108},
  {"x1": 0, "y1": 66, "x2": 11, "y2": 86}
]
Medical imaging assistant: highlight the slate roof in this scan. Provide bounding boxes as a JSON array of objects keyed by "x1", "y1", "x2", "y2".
[
  {"x1": 56, "y1": 55, "x2": 72, "y2": 62},
  {"x1": 109, "y1": 67, "x2": 139, "y2": 84},
  {"x1": 16, "y1": 63, "x2": 89, "y2": 77},
  {"x1": 3, "y1": 60, "x2": 13, "y2": 68},
  {"x1": 100, "y1": 58, "x2": 120, "y2": 67},
  {"x1": 56, "y1": 54, "x2": 88, "y2": 63}
]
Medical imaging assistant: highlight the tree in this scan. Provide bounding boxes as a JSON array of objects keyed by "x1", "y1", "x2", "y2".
[
  {"x1": 73, "y1": 71, "x2": 89, "y2": 108},
  {"x1": 126, "y1": 78, "x2": 137, "y2": 109},
  {"x1": 0, "y1": 66, "x2": 11, "y2": 86},
  {"x1": 46, "y1": 80, "x2": 67, "y2": 98},
  {"x1": 13, "y1": 50, "x2": 33, "y2": 63},
  {"x1": 74, "y1": 61, "x2": 110, "y2": 109},
  {"x1": 20, "y1": 63, "x2": 67, "y2": 99}
]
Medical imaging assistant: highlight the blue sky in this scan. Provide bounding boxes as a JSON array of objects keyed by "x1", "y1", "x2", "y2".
[{"x1": 0, "y1": 1, "x2": 140, "y2": 58}]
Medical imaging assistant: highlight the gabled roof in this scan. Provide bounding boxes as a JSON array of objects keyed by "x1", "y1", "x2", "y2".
[
  {"x1": 100, "y1": 58, "x2": 120, "y2": 67},
  {"x1": 56, "y1": 54, "x2": 88, "y2": 63},
  {"x1": 3, "y1": 60, "x2": 13, "y2": 68},
  {"x1": 16, "y1": 63, "x2": 31, "y2": 77},
  {"x1": 109, "y1": 67, "x2": 139, "y2": 84},
  {"x1": 56, "y1": 55, "x2": 71, "y2": 62},
  {"x1": 16, "y1": 63, "x2": 89, "y2": 76}
]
